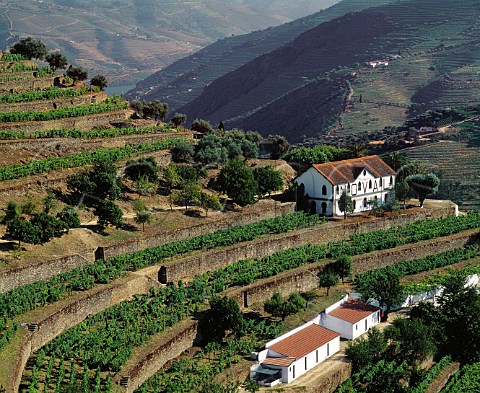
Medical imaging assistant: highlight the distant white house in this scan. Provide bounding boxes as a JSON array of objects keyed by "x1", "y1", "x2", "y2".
[
  {"x1": 294, "y1": 155, "x2": 396, "y2": 216},
  {"x1": 251, "y1": 322, "x2": 340, "y2": 386},
  {"x1": 317, "y1": 294, "x2": 382, "y2": 340},
  {"x1": 367, "y1": 60, "x2": 389, "y2": 68}
]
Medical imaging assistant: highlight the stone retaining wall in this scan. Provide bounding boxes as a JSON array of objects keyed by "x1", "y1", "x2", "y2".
[
  {"x1": 117, "y1": 319, "x2": 199, "y2": 393},
  {"x1": 0, "y1": 77, "x2": 55, "y2": 94}
]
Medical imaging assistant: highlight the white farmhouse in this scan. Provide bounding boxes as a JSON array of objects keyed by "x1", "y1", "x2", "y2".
[
  {"x1": 294, "y1": 155, "x2": 396, "y2": 216},
  {"x1": 318, "y1": 295, "x2": 382, "y2": 340},
  {"x1": 251, "y1": 322, "x2": 340, "y2": 386}
]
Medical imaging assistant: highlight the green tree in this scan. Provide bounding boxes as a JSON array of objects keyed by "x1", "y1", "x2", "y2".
[
  {"x1": 268, "y1": 134, "x2": 290, "y2": 159},
  {"x1": 132, "y1": 199, "x2": 147, "y2": 213},
  {"x1": 124, "y1": 157, "x2": 158, "y2": 182},
  {"x1": 318, "y1": 271, "x2": 339, "y2": 296},
  {"x1": 244, "y1": 380, "x2": 260, "y2": 393},
  {"x1": 6, "y1": 217, "x2": 40, "y2": 245},
  {"x1": 135, "y1": 211, "x2": 152, "y2": 232},
  {"x1": 396, "y1": 179, "x2": 410, "y2": 208},
  {"x1": 406, "y1": 173, "x2": 440, "y2": 207},
  {"x1": 338, "y1": 190, "x2": 354, "y2": 219},
  {"x1": 383, "y1": 151, "x2": 408, "y2": 172},
  {"x1": 357, "y1": 268, "x2": 403, "y2": 319},
  {"x1": 171, "y1": 113, "x2": 187, "y2": 128},
  {"x1": 163, "y1": 164, "x2": 181, "y2": 193},
  {"x1": 253, "y1": 165, "x2": 283, "y2": 198},
  {"x1": 335, "y1": 255, "x2": 352, "y2": 283},
  {"x1": 21, "y1": 197, "x2": 40, "y2": 216},
  {"x1": 191, "y1": 118, "x2": 214, "y2": 133},
  {"x1": 264, "y1": 292, "x2": 306, "y2": 321},
  {"x1": 43, "y1": 192, "x2": 58, "y2": 214},
  {"x1": 177, "y1": 181, "x2": 201, "y2": 210},
  {"x1": 133, "y1": 175, "x2": 158, "y2": 196},
  {"x1": 301, "y1": 291, "x2": 317, "y2": 309},
  {"x1": 199, "y1": 192, "x2": 222, "y2": 217},
  {"x1": 208, "y1": 296, "x2": 245, "y2": 342},
  {"x1": 170, "y1": 141, "x2": 194, "y2": 163},
  {"x1": 217, "y1": 159, "x2": 257, "y2": 205},
  {"x1": 56, "y1": 206, "x2": 81, "y2": 229},
  {"x1": 45, "y1": 52, "x2": 68, "y2": 70},
  {"x1": 94, "y1": 199, "x2": 123, "y2": 230},
  {"x1": 30, "y1": 213, "x2": 66, "y2": 243},
  {"x1": 385, "y1": 318, "x2": 436, "y2": 362},
  {"x1": 240, "y1": 139, "x2": 259, "y2": 160},
  {"x1": 90, "y1": 75, "x2": 108, "y2": 91},
  {"x1": 345, "y1": 327, "x2": 388, "y2": 371},
  {"x1": 10, "y1": 37, "x2": 48, "y2": 60},
  {"x1": 66, "y1": 65, "x2": 88, "y2": 83},
  {"x1": 142, "y1": 100, "x2": 169, "y2": 121},
  {"x1": 3, "y1": 200, "x2": 21, "y2": 224}
]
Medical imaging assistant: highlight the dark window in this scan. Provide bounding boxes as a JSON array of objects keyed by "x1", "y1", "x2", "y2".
[
  {"x1": 327, "y1": 343, "x2": 330, "y2": 356},
  {"x1": 305, "y1": 357, "x2": 307, "y2": 370},
  {"x1": 365, "y1": 319, "x2": 368, "y2": 331},
  {"x1": 358, "y1": 182, "x2": 362, "y2": 191},
  {"x1": 322, "y1": 185, "x2": 327, "y2": 195},
  {"x1": 363, "y1": 198, "x2": 367, "y2": 207},
  {"x1": 379, "y1": 179, "x2": 383, "y2": 187},
  {"x1": 369, "y1": 180, "x2": 372, "y2": 189},
  {"x1": 316, "y1": 350, "x2": 319, "y2": 363},
  {"x1": 336, "y1": 186, "x2": 339, "y2": 194},
  {"x1": 363, "y1": 170, "x2": 367, "y2": 176},
  {"x1": 389, "y1": 176, "x2": 393, "y2": 186}
]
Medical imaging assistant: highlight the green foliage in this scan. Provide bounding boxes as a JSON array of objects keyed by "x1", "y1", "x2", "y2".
[
  {"x1": 6, "y1": 211, "x2": 66, "y2": 245},
  {"x1": 264, "y1": 291, "x2": 306, "y2": 320},
  {"x1": 283, "y1": 145, "x2": 348, "y2": 166},
  {"x1": 171, "y1": 113, "x2": 186, "y2": 128},
  {"x1": 21, "y1": 197, "x2": 40, "y2": 216},
  {"x1": 357, "y1": 268, "x2": 403, "y2": 314},
  {"x1": 199, "y1": 192, "x2": 222, "y2": 216},
  {"x1": 441, "y1": 362, "x2": 480, "y2": 393},
  {"x1": 0, "y1": 96, "x2": 128, "y2": 123},
  {"x1": 267, "y1": 134, "x2": 290, "y2": 159},
  {"x1": 3, "y1": 200, "x2": 21, "y2": 224},
  {"x1": 124, "y1": 156, "x2": 159, "y2": 182},
  {"x1": 43, "y1": 191, "x2": 58, "y2": 214},
  {"x1": 335, "y1": 255, "x2": 352, "y2": 282},
  {"x1": 338, "y1": 190, "x2": 354, "y2": 219},
  {"x1": 208, "y1": 296, "x2": 246, "y2": 342},
  {"x1": 66, "y1": 65, "x2": 88, "y2": 83},
  {"x1": 345, "y1": 327, "x2": 388, "y2": 371},
  {"x1": 217, "y1": 159, "x2": 257, "y2": 205},
  {"x1": 318, "y1": 271, "x2": 339, "y2": 295},
  {"x1": 406, "y1": 173, "x2": 440, "y2": 207},
  {"x1": 191, "y1": 118, "x2": 214, "y2": 133},
  {"x1": 163, "y1": 164, "x2": 182, "y2": 192},
  {"x1": 45, "y1": 52, "x2": 68, "y2": 70},
  {"x1": 177, "y1": 181, "x2": 201, "y2": 209},
  {"x1": 132, "y1": 199, "x2": 147, "y2": 213},
  {"x1": 253, "y1": 165, "x2": 283, "y2": 198},
  {"x1": 170, "y1": 140, "x2": 195, "y2": 163},
  {"x1": 57, "y1": 206, "x2": 81, "y2": 229},
  {"x1": 90, "y1": 75, "x2": 107, "y2": 91},
  {"x1": 94, "y1": 200, "x2": 123, "y2": 229},
  {"x1": 410, "y1": 356, "x2": 451, "y2": 393},
  {"x1": 134, "y1": 175, "x2": 158, "y2": 196},
  {"x1": 10, "y1": 37, "x2": 48, "y2": 60},
  {"x1": 0, "y1": 87, "x2": 87, "y2": 105},
  {"x1": 396, "y1": 179, "x2": 410, "y2": 206},
  {"x1": 135, "y1": 211, "x2": 152, "y2": 232}
]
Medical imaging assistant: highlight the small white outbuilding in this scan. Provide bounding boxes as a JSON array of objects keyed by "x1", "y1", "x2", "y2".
[
  {"x1": 318, "y1": 295, "x2": 382, "y2": 340},
  {"x1": 252, "y1": 321, "x2": 340, "y2": 386}
]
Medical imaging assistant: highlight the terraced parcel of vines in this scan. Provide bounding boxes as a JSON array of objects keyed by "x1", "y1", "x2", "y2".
[{"x1": 0, "y1": 53, "x2": 479, "y2": 393}]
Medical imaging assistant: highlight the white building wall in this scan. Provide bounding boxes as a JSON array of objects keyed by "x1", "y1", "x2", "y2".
[
  {"x1": 285, "y1": 336, "x2": 340, "y2": 383},
  {"x1": 319, "y1": 310, "x2": 382, "y2": 340},
  {"x1": 297, "y1": 168, "x2": 396, "y2": 216}
]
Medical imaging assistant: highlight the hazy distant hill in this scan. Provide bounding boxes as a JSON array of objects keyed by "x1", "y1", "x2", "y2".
[
  {"x1": 126, "y1": 0, "x2": 398, "y2": 108},
  {"x1": 165, "y1": 0, "x2": 480, "y2": 143},
  {"x1": 0, "y1": 0, "x2": 332, "y2": 86}
]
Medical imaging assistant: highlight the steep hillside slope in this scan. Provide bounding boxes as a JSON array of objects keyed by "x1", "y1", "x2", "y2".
[
  {"x1": 1, "y1": 0, "x2": 330, "y2": 86},
  {"x1": 175, "y1": 0, "x2": 480, "y2": 143},
  {"x1": 126, "y1": 0, "x2": 400, "y2": 109}
]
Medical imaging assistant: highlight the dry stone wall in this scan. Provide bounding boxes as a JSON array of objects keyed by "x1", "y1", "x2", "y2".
[
  {"x1": 117, "y1": 319, "x2": 199, "y2": 393},
  {"x1": 0, "y1": 77, "x2": 55, "y2": 94}
]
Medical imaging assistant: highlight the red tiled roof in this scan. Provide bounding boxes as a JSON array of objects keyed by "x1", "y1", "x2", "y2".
[
  {"x1": 262, "y1": 357, "x2": 296, "y2": 367},
  {"x1": 328, "y1": 300, "x2": 380, "y2": 324},
  {"x1": 269, "y1": 324, "x2": 340, "y2": 359},
  {"x1": 312, "y1": 155, "x2": 396, "y2": 185}
]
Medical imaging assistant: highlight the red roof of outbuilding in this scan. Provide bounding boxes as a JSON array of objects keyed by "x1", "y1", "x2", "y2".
[
  {"x1": 312, "y1": 155, "x2": 396, "y2": 185},
  {"x1": 269, "y1": 324, "x2": 340, "y2": 359},
  {"x1": 262, "y1": 357, "x2": 296, "y2": 367},
  {"x1": 328, "y1": 300, "x2": 380, "y2": 324}
]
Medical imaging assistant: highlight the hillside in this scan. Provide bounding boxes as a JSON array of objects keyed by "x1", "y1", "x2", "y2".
[
  {"x1": 169, "y1": 0, "x2": 480, "y2": 144},
  {"x1": 126, "y1": 0, "x2": 400, "y2": 108},
  {"x1": 0, "y1": 0, "x2": 333, "y2": 87}
]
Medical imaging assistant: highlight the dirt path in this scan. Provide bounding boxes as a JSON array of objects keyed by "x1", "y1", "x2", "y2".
[{"x1": 426, "y1": 362, "x2": 460, "y2": 393}]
